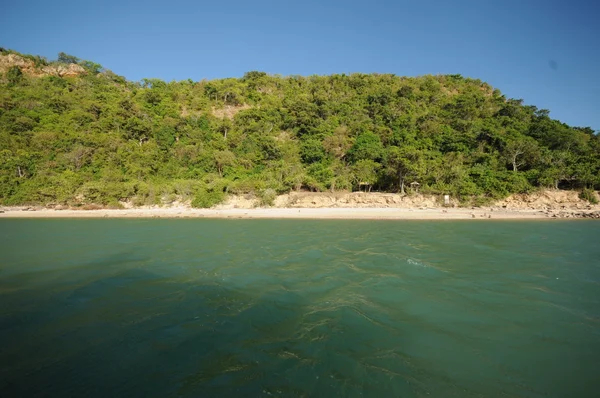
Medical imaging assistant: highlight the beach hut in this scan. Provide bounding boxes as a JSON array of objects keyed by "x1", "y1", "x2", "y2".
[
  {"x1": 410, "y1": 181, "x2": 420, "y2": 193},
  {"x1": 358, "y1": 182, "x2": 372, "y2": 192}
]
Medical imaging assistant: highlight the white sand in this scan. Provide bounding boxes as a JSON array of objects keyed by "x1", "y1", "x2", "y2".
[{"x1": 0, "y1": 207, "x2": 549, "y2": 220}]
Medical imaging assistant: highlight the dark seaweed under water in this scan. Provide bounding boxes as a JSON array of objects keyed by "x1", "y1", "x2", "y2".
[{"x1": 0, "y1": 219, "x2": 599, "y2": 397}]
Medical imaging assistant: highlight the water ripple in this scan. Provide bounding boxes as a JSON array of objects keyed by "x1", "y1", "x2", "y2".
[{"x1": 0, "y1": 219, "x2": 599, "y2": 397}]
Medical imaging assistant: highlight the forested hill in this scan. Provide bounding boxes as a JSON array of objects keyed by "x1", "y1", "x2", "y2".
[{"x1": 1, "y1": 49, "x2": 599, "y2": 208}]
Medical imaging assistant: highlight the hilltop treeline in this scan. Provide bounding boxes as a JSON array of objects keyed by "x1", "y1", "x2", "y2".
[{"x1": 1, "y1": 49, "x2": 598, "y2": 207}]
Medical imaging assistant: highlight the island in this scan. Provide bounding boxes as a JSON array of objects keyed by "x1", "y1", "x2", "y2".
[{"x1": 1, "y1": 48, "x2": 598, "y2": 219}]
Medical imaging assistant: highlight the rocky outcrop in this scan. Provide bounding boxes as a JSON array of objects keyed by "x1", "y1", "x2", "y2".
[
  {"x1": 0, "y1": 54, "x2": 34, "y2": 73},
  {"x1": 495, "y1": 190, "x2": 598, "y2": 211},
  {"x1": 216, "y1": 191, "x2": 452, "y2": 209},
  {"x1": 275, "y1": 192, "x2": 443, "y2": 208},
  {"x1": 546, "y1": 210, "x2": 600, "y2": 219},
  {"x1": 0, "y1": 54, "x2": 86, "y2": 78},
  {"x1": 580, "y1": 211, "x2": 600, "y2": 219},
  {"x1": 213, "y1": 190, "x2": 600, "y2": 218},
  {"x1": 41, "y1": 63, "x2": 86, "y2": 77}
]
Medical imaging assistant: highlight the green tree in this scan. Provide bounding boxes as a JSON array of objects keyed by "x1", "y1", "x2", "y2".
[
  {"x1": 57, "y1": 52, "x2": 80, "y2": 64},
  {"x1": 504, "y1": 136, "x2": 539, "y2": 172},
  {"x1": 353, "y1": 159, "x2": 380, "y2": 192},
  {"x1": 384, "y1": 146, "x2": 424, "y2": 194},
  {"x1": 323, "y1": 126, "x2": 353, "y2": 161},
  {"x1": 347, "y1": 131, "x2": 384, "y2": 162},
  {"x1": 214, "y1": 150, "x2": 236, "y2": 177}
]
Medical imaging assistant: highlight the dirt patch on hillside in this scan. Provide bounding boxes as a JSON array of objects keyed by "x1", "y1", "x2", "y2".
[
  {"x1": 0, "y1": 54, "x2": 86, "y2": 77},
  {"x1": 211, "y1": 104, "x2": 251, "y2": 119}
]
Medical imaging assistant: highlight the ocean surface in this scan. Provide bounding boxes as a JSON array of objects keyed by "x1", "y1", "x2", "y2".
[{"x1": 0, "y1": 219, "x2": 599, "y2": 397}]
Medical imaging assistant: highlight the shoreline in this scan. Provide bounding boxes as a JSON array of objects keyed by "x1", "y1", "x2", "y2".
[
  {"x1": 1, "y1": 206, "x2": 596, "y2": 220},
  {"x1": 2, "y1": 190, "x2": 598, "y2": 220}
]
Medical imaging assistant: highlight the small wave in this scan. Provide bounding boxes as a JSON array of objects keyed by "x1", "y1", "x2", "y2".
[
  {"x1": 405, "y1": 258, "x2": 448, "y2": 273},
  {"x1": 345, "y1": 263, "x2": 366, "y2": 273},
  {"x1": 406, "y1": 258, "x2": 425, "y2": 267}
]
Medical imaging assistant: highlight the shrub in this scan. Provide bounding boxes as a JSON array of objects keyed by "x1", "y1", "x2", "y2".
[
  {"x1": 257, "y1": 188, "x2": 277, "y2": 207},
  {"x1": 106, "y1": 200, "x2": 124, "y2": 209},
  {"x1": 502, "y1": 172, "x2": 533, "y2": 194},
  {"x1": 191, "y1": 188, "x2": 226, "y2": 208},
  {"x1": 7, "y1": 66, "x2": 23, "y2": 85},
  {"x1": 579, "y1": 188, "x2": 599, "y2": 204},
  {"x1": 471, "y1": 195, "x2": 495, "y2": 207}
]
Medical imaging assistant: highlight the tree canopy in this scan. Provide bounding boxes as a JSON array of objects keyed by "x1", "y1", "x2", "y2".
[{"x1": 1, "y1": 48, "x2": 598, "y2": 207}]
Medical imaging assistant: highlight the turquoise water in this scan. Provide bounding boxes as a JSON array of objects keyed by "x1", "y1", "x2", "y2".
[{"x1": 0, "y1": 219, "x2": 599, "y2": 397}]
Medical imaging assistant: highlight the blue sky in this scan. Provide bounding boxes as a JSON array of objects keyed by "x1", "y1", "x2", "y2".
[{"x1": 1, "y1": 0, "x2": 599, "y2": 129}]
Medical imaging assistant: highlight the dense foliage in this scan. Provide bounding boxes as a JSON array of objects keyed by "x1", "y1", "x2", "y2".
[{"x1": 1, "y1": 49, "x2": 598, "y2": 207}]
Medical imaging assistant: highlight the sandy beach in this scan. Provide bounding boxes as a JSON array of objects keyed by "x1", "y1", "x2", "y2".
[
  {"x1": 2, "y1": 190, "x2": 599, "y2": 220},
  {"x1": 0, "y1": 206, "x2": 568, "y2": 220}
]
